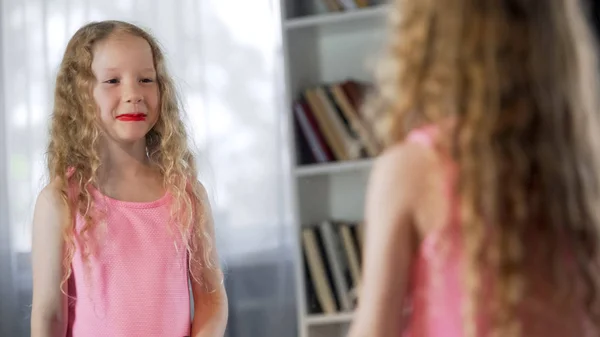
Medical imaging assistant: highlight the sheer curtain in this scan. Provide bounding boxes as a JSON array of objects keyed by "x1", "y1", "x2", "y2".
[{"x1": 0, "y1": 0, "x2": 297, "y2": 336}]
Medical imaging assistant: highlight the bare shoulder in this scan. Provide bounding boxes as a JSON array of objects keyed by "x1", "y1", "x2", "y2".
[
  {"x1": 38, "y1": 178, "x2": 63, "y2": 199},
  {"x1": 196, "y1": 181, "x2": 209, "y2": 200},
  {"x1": 191, "y1": 180, "x2": 212, "y2": 213},
  {"x1": 373, "y1": 140, "x2": 438, "y2": 176},
  {"x1": 34, "y1": 179, "x2": 69, "y2": 227},
  {"x1": 369, "y1": 141, "x2": 439, "y2": 207},
  {"x1": 37, "y1": 178, "x2": 65, "y2": 204},
  {"x1": 191, "y1": 180, "x2": 214, "y2": 229}
]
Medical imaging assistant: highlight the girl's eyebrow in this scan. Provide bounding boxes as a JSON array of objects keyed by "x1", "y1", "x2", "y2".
[{"x1": 101, "y1": 67, "x2": 155, "y2": 72}]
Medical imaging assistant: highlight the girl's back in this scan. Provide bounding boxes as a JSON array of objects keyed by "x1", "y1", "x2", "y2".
[
  {"x1": 403, "y1": 125, "x2": 586, "y2": 336},
  {"x1": 348, "y1": 0, "x2": 600, "y2": 336}
]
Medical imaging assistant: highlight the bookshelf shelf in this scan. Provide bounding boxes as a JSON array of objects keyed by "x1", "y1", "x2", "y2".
[
  {"x1": 285, "y1": 5, "x2": 389, "y2": 30},
  {"x1": 295, "y1": 159, "x2": 374, "y2": 177},
  {"x1": 280, "y1": 1, "x2": 387, "y2": 336},
  {"x1": 306, "y1": 312, "x2": 354, "y2": 325}
]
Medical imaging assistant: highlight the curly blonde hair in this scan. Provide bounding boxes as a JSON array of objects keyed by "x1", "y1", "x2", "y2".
[
  {"x1": 47, "y1": 20, "x2": 220, "y2": 293},
  {"x1": 367, "y1": 0, "x2": 600, "y2": 335}
]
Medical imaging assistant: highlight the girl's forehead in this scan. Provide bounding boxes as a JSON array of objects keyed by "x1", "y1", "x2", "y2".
[{"x1": 92, "y1": 34, "x2": 154, "y2": 69}]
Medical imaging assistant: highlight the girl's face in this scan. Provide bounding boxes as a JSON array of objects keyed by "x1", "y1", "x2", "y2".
[{"x1": 91, "y1": 33, "x2": 160, "y2": 145}]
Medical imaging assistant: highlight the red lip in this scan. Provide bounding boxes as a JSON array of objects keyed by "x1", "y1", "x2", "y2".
[{"x1": 116, "y1": 113, "x2": 146, "y2": 122}]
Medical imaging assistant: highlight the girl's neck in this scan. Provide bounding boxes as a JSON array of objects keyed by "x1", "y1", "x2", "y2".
[{"x1": 98, "y1": 139, "x2": 156, "y2": 181}]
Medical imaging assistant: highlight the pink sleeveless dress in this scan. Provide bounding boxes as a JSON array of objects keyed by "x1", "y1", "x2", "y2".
[
  {"x1": 402, "y1": 126, "x2": 586, "y2": 336},
  {"x1": 67, "y1": 185, "x2": 191, "y2": 337}
]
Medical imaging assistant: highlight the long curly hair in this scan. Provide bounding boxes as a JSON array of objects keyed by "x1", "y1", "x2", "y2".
[
  {"x1": 367, "y1": 0, "x2": 600, "y2": 335},
  {"x1": 47, "y1": 20, "x2": 220, "y2": 293}
]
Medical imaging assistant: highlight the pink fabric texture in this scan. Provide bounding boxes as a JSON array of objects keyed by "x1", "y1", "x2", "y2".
[
  {"x1": 402, "y1": 126, "x2": 466, "y2": 337},
  {"x1": 67, "y1": 186, "x2": 191, "y2": 337}
]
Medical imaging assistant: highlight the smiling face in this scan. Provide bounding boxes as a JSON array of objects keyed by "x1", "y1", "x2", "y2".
[{"x1": 92, "y1": 33, "x2": 160, "y2": 145}]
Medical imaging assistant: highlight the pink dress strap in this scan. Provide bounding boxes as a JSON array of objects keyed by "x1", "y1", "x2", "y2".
[
  {"x1": 406, "y1": 125, "x2": 439, "y2": 148},
  {"x1": 402, "y1": 125, "x2": 465, "y2": 337}
]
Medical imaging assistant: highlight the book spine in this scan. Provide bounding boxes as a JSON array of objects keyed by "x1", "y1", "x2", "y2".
[
  {"x1": 318, "y1": 221, "x2": 353, "y2": 311},
  {"x1": 294, "y1": 102, "x2": 329, "y2": 163},
  {"x1": 302, "y1": 228, "x2": 338, "y2": 314},
  {"x1": 304, "y1": 89, "x2": 348, "y2": 161}
]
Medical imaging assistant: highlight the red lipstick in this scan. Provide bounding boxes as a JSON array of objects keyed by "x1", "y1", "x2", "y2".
[{"x1": 116, "y1": 113, "x2": 146, "y2": 121}]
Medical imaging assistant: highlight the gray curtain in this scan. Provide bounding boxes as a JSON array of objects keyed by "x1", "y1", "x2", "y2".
[{"x1": 0, "y1": 0, "x2": 298, "y2": 336}]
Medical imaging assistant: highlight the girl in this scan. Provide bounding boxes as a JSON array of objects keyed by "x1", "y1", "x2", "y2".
[
  {"x1": 348, "y1": 0, "x2": 600, "y2": 336},
  {"x1": 30, "y1": 21, "x2": 228, "y2": 337}
]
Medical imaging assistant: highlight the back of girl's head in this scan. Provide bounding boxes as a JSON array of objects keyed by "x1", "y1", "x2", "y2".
[
  {"x1": 48, "y1": 21, "x2": 219, "y2": 292},
  {"x1": 368, "y1": 0, "x2": 600, "y2": 335}
]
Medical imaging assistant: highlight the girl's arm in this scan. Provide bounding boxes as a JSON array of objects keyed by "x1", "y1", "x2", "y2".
[
  {"x1": 347, "y1": 143, "x2": 429, "y2": 337},
  {"x1": 190, "y1": 184, "x2": 228, "y2": 337},
  {"x1": 31, "y1": 181, "x2": 69, "y2": 337},
  {"x1": 190, "y1": 279, "x2": 228, "y2": 337}
]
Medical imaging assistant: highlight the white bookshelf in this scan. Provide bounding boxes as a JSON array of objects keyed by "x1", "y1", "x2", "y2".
[
  {"x1": 306, "y1": 312, "x2": 354, "y2": 326},
  {"x1": 294, "y1": 158, "x2": 373, "y2": 177},
  {"x1": 278, "y1": 1, "x2": 389, "y2": 337},
  {"x1": 284, "y1": 5, "x2": 389, "y2": 30}
]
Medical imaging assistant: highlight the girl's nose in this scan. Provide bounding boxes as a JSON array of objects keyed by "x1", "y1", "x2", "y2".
[{"x1": 126, "y1": 95, "x2": 143, "y2": 103}]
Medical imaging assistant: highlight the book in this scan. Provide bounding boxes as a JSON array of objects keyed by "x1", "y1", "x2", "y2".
[
  {"x1": 303, "y1": 88, "x2": 349, "y2": 161},
  {"x1": 323, "y1": 0, "x2": 343, "y2": 12},
  {"x1": 293, "y1": 99, "x2": 334, "y2": 163},
  {"x1": 315, "y1": 86, "x2": 362, "y2": 160},
  {"x1": 330, "y1": 83, "x2": 381, "y2": 157},
  {"x1": 318, "y1": 221, "x2": 354, "y2": 311},
  {"x1": 302, "y1": 228, "x2": 338, "y2": 314},
  {"x1": 294, "y1": 80, "x2": 379, "y2": 165},
  {"x1": 339, "y1": 223, "x2": 362, "y2": 301},
  {"x1": 313, "y1": 226, "x2": 342, "y2": 311},
  {"x1": 350, "y1": 221, "x2": 365, "y2": 257},
  {"x1": 324, "y1": 85, "x2": 363, "y2": 149},
  {"x1": 354, "y1": 0, "x2": 370, "y2": 8},
  {"x1": 295, "y1": 118, "x2": 317, "y2": 165},
  {"x1": 303, "y1": 249, "x2": 323, "y2": 314}
]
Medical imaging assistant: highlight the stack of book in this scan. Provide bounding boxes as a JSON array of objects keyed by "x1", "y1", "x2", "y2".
[
  {"x1": 301, "y1": 220, "x2": 364, "y2": 315},
  {"x1": 294, "y1": 80, "x2": 381, "y2": 166}
]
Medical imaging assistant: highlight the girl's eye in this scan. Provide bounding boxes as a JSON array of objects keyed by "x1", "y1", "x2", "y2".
[
  {"x1": 104, "y1": 79, "x2": 119, "y2": 84},
  {"x1": 140, "y1": 78, "x2": 154, "y2": 83}
]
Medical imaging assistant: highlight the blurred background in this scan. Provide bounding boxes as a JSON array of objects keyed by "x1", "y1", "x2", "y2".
[{"x1": 2, "y1": 1, "x2": 600, "y2": 337}]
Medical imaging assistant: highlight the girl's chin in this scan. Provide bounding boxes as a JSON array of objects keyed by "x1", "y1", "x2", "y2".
[
  {"x1": 107, "y1": 132, "x2": 150, "y2": 145},
  {"x1": 114, "y1": 126, "x2": 151, "y2": 141}
]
